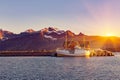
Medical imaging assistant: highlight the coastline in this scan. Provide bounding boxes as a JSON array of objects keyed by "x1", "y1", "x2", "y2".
[{"x1": 0, "y1": 50, "x2": 115, "y2": 57}]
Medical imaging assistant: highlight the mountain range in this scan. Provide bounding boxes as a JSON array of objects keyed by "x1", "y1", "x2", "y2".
[{"x1": 0, "y1": 27, "x2": 120, "y2": 51}]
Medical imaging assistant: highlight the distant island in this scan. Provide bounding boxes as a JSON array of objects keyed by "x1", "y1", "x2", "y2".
[{"x1": 0, "y1": 27, "x2": 120, "y2": 53}]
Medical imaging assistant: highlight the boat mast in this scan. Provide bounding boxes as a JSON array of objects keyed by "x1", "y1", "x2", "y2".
[
  {"x1": 65, "y1": 31, "x2": 68, "y2": 49},
  {"x1": 83, "y1": 35, "x2": 85, "y2": 49}
]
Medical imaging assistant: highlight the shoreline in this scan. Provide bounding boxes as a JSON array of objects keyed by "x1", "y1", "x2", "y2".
[{"x1": 0, "y1": 50, "x2": 115, "y2": 57}]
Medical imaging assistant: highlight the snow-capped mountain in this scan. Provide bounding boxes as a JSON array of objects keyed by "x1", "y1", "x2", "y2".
[
  {"x1": 0, "y1": 27, "x2": 78, "y2": 51},
  {"x1": 25, "y1": 29, "x2": 35, "y2": 33},
  {"x1": 41, "y1": 27, "x2": 65, "y2": 40},
  {"x1": 40, "y1": 27, "x2": 75, "y2": 40},
  {"x1": 0, "y1": 27, "x2": 75, "y2": 51},
  {"x1": 0, "y1": 29, "x2": 16, "y2": 41},
  {"x1": 0, "y1": 27, "x2": 77, "y2": 41},
  {"x1": 1, "y1": 27, "x2": 119, "y2": 52},
  {"x1": 0, "y1": 27, "x2": 64, "y2": 50}
]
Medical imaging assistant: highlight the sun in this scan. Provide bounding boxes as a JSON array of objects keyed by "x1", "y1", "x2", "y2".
[{"x1": 105, "y1": 33, "x2": 114, "y2": 37}]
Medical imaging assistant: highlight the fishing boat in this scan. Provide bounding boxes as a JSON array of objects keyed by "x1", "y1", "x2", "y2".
[
  {"x1": 56, "y1": 46, "x2": 90, "y2": 57},
  {"x1": 56, "y1": 32, "x2": 91, "y2": 57}
]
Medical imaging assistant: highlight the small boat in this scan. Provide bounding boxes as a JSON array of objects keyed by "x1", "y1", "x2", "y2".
[{"x1": 56, "y1": 32, "x2": 91, "y2": 57}]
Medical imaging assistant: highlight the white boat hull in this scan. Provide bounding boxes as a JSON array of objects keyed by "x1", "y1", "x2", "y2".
[{"x1": 56, "y1": 49, "x2": 90, "y2": 57}]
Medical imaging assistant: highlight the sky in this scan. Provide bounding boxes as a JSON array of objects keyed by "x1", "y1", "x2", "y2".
[{"x1": 0, "y1": 0, "x2": 120, "y2": 36}]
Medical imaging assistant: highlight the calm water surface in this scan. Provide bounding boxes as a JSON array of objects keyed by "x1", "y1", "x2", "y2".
[{"x1": 0, "y1": 53, "x2": 120, "y2": 80}]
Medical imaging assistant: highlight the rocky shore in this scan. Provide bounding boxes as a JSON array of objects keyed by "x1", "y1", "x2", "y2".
[{"x1": 90, "y1": 49, "x2": 114, "y2": 57}]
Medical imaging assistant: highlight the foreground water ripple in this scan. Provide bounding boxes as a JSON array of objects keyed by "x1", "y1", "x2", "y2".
[{"x1": 0, "y1": 55, "x2": 120, "y2": 80}]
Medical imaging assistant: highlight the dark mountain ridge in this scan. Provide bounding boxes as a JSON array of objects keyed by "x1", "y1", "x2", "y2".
[{"x1": 0, "y1": 27, "x2": 120, "y2": 52}]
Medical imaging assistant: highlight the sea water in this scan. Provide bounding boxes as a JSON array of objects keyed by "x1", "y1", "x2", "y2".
[{"x1": 0, "y1": 53, "x2": 120, "y2": 80}]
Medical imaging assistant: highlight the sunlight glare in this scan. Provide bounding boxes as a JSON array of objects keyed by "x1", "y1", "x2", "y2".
[{"x1": 106, "y1": 33, "x2": 114, "y2": 37}]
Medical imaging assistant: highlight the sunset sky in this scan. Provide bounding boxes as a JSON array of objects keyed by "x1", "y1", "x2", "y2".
[{"x1": 0, "y1": 0, "x2": 120, "y2": 36}]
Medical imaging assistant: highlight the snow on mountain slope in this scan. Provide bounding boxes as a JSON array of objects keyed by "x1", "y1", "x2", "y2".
[{"x1": 44, "y1": 35, "x2": 57, "y2": 40}]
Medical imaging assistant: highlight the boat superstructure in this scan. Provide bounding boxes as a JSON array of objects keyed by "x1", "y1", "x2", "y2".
[{"x1": 56, "y1": 32, "x2": 91, "y2": 57}]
